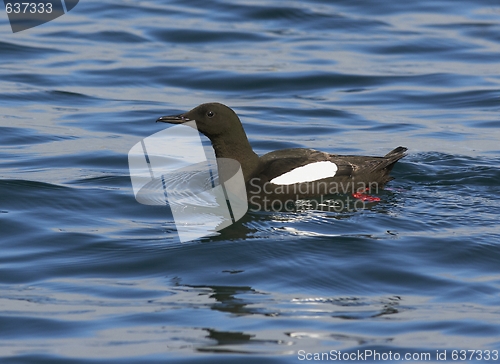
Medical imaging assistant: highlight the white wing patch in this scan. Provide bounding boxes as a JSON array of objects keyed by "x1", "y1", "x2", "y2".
[{"x1": 270, "y1": 161, "x2": 338, "y2": 185}]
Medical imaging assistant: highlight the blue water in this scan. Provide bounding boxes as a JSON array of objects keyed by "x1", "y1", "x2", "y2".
[{"x1": 1, "y1": 0, "x2": 500, "y2": 362}]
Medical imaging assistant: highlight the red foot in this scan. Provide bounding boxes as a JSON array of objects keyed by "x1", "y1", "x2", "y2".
[{"x1": 352, "y1": 192, "x2": 381, "y2": 202}]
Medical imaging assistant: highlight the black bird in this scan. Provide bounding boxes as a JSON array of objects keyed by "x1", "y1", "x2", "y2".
[{"x1": 157, "y1": 103, "x2": 407, "y2": 203}]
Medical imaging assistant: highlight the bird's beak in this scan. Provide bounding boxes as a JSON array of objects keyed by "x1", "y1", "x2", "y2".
[{"x1": 156, "y1": 114, "x2": 191, "y2": 124}]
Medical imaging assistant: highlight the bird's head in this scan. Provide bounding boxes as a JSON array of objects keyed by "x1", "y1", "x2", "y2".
[{"x1": 157, "y1": 102, "x2": 241, "y2": 140}]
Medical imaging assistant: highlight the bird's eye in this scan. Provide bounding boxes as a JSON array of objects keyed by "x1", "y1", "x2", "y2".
[{"x1": 207, "y1": 111, "x2": 214, "y2": 118}]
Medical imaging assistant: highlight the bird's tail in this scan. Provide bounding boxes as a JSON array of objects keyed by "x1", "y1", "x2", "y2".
[
  {"x1": 370, "y1": 146, "x2": 408, "y2": 174},
  {"x1": 382, "y1": 146, "x2": 407, "y2": 171},
  {"x1": 384, "y1": 146, "x2": 408, "y2": 160}
]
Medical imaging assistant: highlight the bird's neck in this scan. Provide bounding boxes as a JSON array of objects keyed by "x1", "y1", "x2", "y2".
[{"x1": 211, "y1": 132, "x2": 260, "y2": 182}]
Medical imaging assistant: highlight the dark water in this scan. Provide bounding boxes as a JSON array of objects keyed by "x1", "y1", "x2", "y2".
[{"x1": 1, "y1": 0, "x2": 500, "y2": 362}]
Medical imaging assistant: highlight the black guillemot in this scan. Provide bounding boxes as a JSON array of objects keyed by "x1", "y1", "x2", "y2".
[{"x1": 157, "y1": 103, "x2": 407, "y2": 202}]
